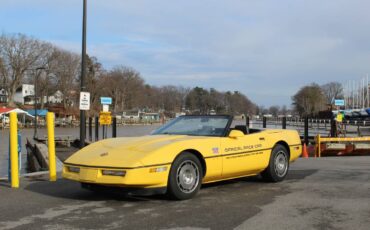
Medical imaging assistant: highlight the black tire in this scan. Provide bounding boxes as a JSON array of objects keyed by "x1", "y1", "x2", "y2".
[
  {"x1": 261, "y1": 144, "x2": 289, "y2": 182},
  {"x1": 167, "y1": 152, "x2": 203, "y2": 200}
]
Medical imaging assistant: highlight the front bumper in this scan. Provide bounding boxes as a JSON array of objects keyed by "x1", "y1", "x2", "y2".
[{"x1": 62, "y1": 163, "x2": 171, "y2": 189}]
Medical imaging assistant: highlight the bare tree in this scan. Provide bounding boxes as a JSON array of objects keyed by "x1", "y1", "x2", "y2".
[
  {"x1": 321, "y1": 82, "x2": 343, "y2": 105},
  {"x1": 0, "y1": 33, "x2": 50, "y2": 106},
  {"x1": 268, "y1": 105, "x2": 280, "y2": 117},
  {"x1": 47, "y1": 48, "x2": 80, "y2": 110},
  {"x1": 103, "y1": 66, "x2": 144, "y2": 113},
  {"x1": 292, "y1": 83, "x2": 326, "y2": 117}
]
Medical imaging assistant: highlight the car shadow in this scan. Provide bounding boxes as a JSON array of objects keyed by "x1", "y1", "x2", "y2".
[
  {"x1": 23, "y1": 178, "x2": 166, "y2": 202},
  {"x1": 201, "y1": 169, "x2": 318, "y2": 190},
  {"x1": 23, "y1": 169, "x2": 318, "y2": 201},
  {"x1": 285, "y1": 169, "x2": 318, "y2": 181}
]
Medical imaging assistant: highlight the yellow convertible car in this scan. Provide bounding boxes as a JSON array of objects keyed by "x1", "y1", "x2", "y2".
[{"x1": 63, "y1": 115, "x2": 302, "y2": 200}]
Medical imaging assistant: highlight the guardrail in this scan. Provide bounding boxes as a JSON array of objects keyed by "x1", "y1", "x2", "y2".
[
  {"x1": 251, "y1": 117, "x2": 366, "y2": 143},
  {"x1": 315, "y1": 134, "x2": 370, "y2": 157}
]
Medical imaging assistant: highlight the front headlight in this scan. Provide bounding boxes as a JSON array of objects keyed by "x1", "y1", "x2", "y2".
[
  {"x1": 67, "y1": 166, "x2": 80, "y2": 173},
  {"x1": 102, "y1": 170, "x2": 126, "y2": 177}
]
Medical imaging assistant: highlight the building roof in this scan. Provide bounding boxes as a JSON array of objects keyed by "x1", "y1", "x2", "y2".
[
  {"x1": 0, "y1": 107, "x2": 34, "y2": 118},
  {"x1": 0, "y1": 107, "x2": 13, "y2": 114}
]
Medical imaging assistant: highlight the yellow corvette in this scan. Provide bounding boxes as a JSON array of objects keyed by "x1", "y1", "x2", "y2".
[{"x1": 63, "y1": 115, "x2": 302, "y2": 200}]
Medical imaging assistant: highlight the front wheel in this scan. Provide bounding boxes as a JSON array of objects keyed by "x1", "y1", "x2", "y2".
[
  {"x1": 167, "y1": 153, "x2": 203, "y2": 200},
  {"x1": 261, "y1": 144, "x2": 289, "y2": 182}
]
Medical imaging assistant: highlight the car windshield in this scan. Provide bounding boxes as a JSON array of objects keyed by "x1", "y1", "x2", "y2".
[{"x1": 152, "y1": 116, "x2": 230, "y2": 137}]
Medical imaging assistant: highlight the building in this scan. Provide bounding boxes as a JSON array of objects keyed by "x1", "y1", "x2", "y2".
[
  {"x1": 122, "y1": 110, "x2": 141, "y2": 121},
  {"x1": 141, "y1": 112, "x2": 160, "y2": 122},
  {"x1": 122, "y1": 110, "x2": 160, "y2": 122},
  {"x1": 14, "y1": 84, "x2": 35, "y2": 105},
  {"x1": 0, "y1": 88, "x2": 8, "y2": 103},
  {"x1": 45, "y1": 90, "x2": 63, "y2": 104}
]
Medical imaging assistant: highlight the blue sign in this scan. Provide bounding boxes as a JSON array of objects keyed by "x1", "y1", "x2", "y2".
[
  {"x1": 334, "y1": 99, "x2": 345, "y2": 106},
  {"x1": 100, "y1": 97, "x2": 112, "y2": 105}
]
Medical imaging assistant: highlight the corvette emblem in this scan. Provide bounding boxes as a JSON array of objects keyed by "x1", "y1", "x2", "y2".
[
  {"x1": 212, "y1": 147, "x2": 219, "y2": 154},
  {"x1": 100, "y1": 152, "x2": 109, "y2": 157}
]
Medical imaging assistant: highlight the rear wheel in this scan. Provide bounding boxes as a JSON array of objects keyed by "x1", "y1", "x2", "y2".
[
  {"x1": 167, "y1": 153, "x2": 203, "y2": 200},
  {"x1": 261, "y1": 144, "x2": 289, "y2": 182}
]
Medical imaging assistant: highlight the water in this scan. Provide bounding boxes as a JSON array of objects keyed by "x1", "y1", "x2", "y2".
[{"x1": 0, "y1": 125, "x2": 160, "y2": 178}]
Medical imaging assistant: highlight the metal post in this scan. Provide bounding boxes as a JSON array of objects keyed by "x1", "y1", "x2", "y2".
[
  {"x1": 10, "y1": 112, "x2": 19, "y2": 188},
  {"x1": 34, "y1": 71, "x2": 38, "y2": 140},
  {"x1": 79, "y1": 0, "x2": 87, "y2": 148},
  {"x1": 112, "y1": 117, "x2": 117, "y2": 138},
  {"x1": 330, "y1": 118, "x2": 336, "y2": 137},
  {"x1": 304, "y1": 117, "x2": 309, "y2": 145},
  {"x1": 88, "y1": 117, "x2": 92, "y2": 141},
  {"x1": 263, "y1": 117, "x2": 267, "y2": 128},
  {"x1": 282, "y1": 117, "x2": 286, "y2": 129},
  {"x1": 46, "y1": 112, "x2": 56, "y2": 181},
  {"x1": 246, "y1": 116, "x2": 250, "y2": 128},
  {"x1": 95, "y1": 116, "x2": 99, "y2": 141}
]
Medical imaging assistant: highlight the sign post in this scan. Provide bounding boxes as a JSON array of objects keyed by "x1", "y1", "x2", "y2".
[
  {"x1": 79, "y1": 91, "x2": 90, "y2": 147},
  {"x1": 79, "y1": 0, "x2": 88, "y2": 148},
  {"x1": 99, "y1": 97, "x2": 112, "y2": 139}
]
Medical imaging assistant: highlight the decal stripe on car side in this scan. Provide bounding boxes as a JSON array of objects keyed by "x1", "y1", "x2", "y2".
[{"x1": 205, "y1": 144, "x2": 301, "y2": 159}]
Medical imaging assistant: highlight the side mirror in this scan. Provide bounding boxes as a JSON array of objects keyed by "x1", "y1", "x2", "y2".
[{"x1": 229, "y1": 130, "x2": 244, "y2": 138}]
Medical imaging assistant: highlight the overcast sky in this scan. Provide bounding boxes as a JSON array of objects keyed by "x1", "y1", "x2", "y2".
[{"x1": 1, "y1": 0, "x2": 370, "y2": 107}]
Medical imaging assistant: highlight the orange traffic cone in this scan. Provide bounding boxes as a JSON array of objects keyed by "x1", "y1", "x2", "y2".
[{"x1": 302, "y1": 143, "x2": 309, "y2": 158}]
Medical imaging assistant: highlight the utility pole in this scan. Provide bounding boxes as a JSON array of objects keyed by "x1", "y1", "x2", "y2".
[
  {"x1": 79, "y1": 0, "x2": 87, "y2": 148},
  {"x1": 34, "y1": 67, "x2": 45, "y2": 140}
]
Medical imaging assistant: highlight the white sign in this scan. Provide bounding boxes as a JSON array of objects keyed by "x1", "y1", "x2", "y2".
[
  {"x1": 102, "y1": 104, "x2": 109, "y2": 112},
  {"x1": 79, "y1": 92, "x2": 90, "y2": 110}
]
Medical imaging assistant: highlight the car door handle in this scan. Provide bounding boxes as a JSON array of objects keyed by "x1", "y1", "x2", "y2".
[{"x1": 259, "y1": 137, "x2": 265, "y2": 141}]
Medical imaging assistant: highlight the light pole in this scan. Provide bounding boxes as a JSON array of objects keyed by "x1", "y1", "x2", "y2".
[
  {"x1": 80, "y1": 0, "x2": 87, "y2": 148},
  {"x1": 34, "y1": 67, "x2": 45, "y2": 140}
]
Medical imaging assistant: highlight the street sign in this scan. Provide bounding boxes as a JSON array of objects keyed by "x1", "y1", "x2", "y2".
[
  {"x1": 100, "y1": 97, "x2": 112, "y2": 105},
  {"x1": 79, "y1": 92, "x2": 90, "y2": 110},
  {"x1": 99, "y1": 111, "x2": 112, "y2": 125},
  {"x1": 334, "y1": 99, "x2": 345, "y2": 106},
  {"x1": 102, "y1": 104, "x2": 109, "y2": 112}
]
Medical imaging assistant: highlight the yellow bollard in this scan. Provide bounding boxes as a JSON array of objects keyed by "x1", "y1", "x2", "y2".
[
  {"x1": 317, "y1": 134, "x2": 321, "y2": 158},
  {"x1": 47, "y1": 112, "x2": 57, "y2": 181},
  {"x1": 10, "y1": 112, "x2": 19, "y2": 188}
]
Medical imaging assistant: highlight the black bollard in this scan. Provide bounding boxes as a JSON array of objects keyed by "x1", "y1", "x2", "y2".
[
  {"x1": 304, "y1": 117, "x2": 309, "y2": 145},
  {"x1": 95, "y1": 116, "x2": 99, "y2": 141},
  {"x1": 112, "y1": 117, "x2": 117, "y2": 138},
  {"x1": 263, "y1": 117, "x2": 267, "y2": 128},
  {"x1": 330, "y1": 118, "x2": 336, "y2": 137},
  {"x1": 282, "y1": 117, "x2": 287, "y2": 129},
  {"x1": 88, "y1": 117, "x2": 92, "y2": 142}
]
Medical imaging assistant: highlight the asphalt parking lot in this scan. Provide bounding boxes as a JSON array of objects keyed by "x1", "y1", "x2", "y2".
[{"x1": 0, "y1": 157, "x2": 369, "y2": 230}]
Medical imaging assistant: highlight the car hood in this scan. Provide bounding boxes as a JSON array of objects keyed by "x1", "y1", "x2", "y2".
[{"x1": 65, "y1": 135, "x2": 189, "y2": 168}]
